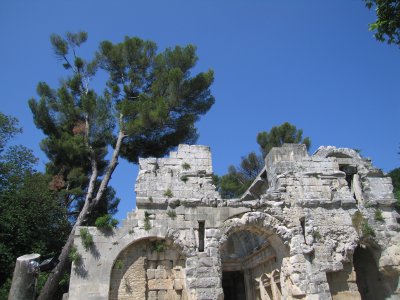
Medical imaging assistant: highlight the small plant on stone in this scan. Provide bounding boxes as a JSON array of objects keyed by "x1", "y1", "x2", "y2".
[
  {"x1": 180, "y1": 175, "x2": 189, "y2": 183},
  {"x1": 128, "y1": 228, "x2": 135, "y2": 235},
  {"x1": 68, "y1": 245, "x2": 81, "y2": 263},
  {"x1": 164, "y1": 189, "x2": 173, "y2": 198},
  {"x1": 148, "y1": 196, "x2": 153, "y2": 202},
  {"x1": 351, "y1": 211, "x2": 364, "y2": 236},
  {"x1": 362, "y1": 222, "x2": 376, "y2": 237},
  {"x1": 374, "y1": 209, "x2": 384, "y2": 222},
  {"x1": 114, "y1": 259, "x2": 123, "y2": 270},
  {"x1": 312, "y1": 230, "x2": 322, "y2": 242},
  {"x1": 79, "y1": 228, "x2": 93, "y2": 251},
  {"x1": 95, "y1": 214, "x2": 119, "y2": 231},
  {"x1": 167, "y1": 210, "x2": 177, "y2": 220},
  {"x1": 182, "y1": 162, "x2": 191, "y2": 170},
  {"x1": 144, "y1": 211, "x2": 151, "y2": 231},
  {"x1": 152, "y1": 241, "x2": 165, "y2": 253}
]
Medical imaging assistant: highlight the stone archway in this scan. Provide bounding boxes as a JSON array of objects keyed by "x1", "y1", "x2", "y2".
[
  {"x1": 218, "y1": 212, "x2": 290, "y2": 300},
  {"x1": 109, "y1": 238, "x2": 188, "y2": 300}
]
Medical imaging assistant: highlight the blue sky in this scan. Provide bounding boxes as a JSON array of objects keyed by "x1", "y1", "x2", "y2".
[{"x1": 1, "y1": 1, "x2": 399, "y2": 221}]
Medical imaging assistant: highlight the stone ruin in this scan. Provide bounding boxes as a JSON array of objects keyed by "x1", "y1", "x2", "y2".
[{"x1": 67, "y1": 144, "x2": 400, "y2": 299}]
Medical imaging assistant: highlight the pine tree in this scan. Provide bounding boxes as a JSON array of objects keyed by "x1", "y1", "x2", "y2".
[{"x1": 29, "y1": 32, "x2": 215, "y2": 300}]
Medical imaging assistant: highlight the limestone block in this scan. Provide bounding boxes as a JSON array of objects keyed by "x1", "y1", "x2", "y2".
[
  {"x1": 147, "y1": 269, "x2": 155, "y2": 279},
  {"x1": 174, "y1": 279, "x2": 185, "y2": 290},
  {"x1": 148, "y1": 279, "x2": 174, "y2": 290},
  {"x1": 155, "y1": 269, "x2": 167, "y2": 279}
]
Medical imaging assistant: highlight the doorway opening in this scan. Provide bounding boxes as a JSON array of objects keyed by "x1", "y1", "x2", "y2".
[{"x1": 222, "y1": 271, "x2": 246, "y2": 300}]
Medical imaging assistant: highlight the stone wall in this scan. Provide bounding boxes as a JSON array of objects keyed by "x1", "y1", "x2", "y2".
[{"x1": 67, "y1": 144, "x2": 400, "y2": 300}]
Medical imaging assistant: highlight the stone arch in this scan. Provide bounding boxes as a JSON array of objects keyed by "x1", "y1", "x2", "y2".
[
  {"x1": 217, "y1": 212, "x2": 291, "y2": 300},
  {"x1": 109, "y1": 236, "x2": 188, "y2": 300}
]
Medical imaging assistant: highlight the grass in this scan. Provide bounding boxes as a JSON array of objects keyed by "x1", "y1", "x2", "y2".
[
  {"x1": 164, "y1": 189, "x2": 173, "y2": 198},
  {"x1": 182, "y1": 162, "x2": 191, "y2": 170},
  {"x1": 167, "y1": 210, "x2": 177, "y2": 219},
  {"x1": 68, "y1": 245, "x2": 81, "y2": 263},
  {"x1": 312, "y1": 230, "x2": 322, "y2": 242},
  {"x1": 374, "y1": 209, "x2": 384, "y2": 222},
  {"x1": 144, "y1": 211, "x2": 151, "y2": 231}
]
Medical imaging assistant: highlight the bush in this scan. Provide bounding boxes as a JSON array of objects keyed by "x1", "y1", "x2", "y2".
[
  {"x1": 362, "y1": 222, "x2": 376, "y2": 237},
  {"x1": 152, "y1": 241, "x2": 165, "y2": 253},
  {"x1": 68, "y1": 245, "x2": 81, "y2": 262},
  {"x1": 180, "y1": 175, "x2": 189, "y2": 183},
  {"x1": 79, "y1": 228, "x2": 93, "y2": 250},
  {"x1": 164, "y1": 189, "x2": 173, "y2": 198},
  {"x1": 114, "y1": 259, "x2": 123, "y2": 270},
  {"x1": 182, "y1": 162, "x2": 191, "y2": 170},
  {"x1": 144, "y1": 211, "x2": 151, "y2": 231},
  {"x1": 374, "y1": 209, "x2": 384, "y2": 222},
  {"x1": 167, "y1": 210, "x2": 177, "y2": 219},
  {"x1": 95, "y1": 214, "x2": 119, "y2": 230}
]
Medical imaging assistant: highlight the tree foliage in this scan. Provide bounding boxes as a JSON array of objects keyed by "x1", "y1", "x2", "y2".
[
  {"x1": 257, "y1": 122, "x2": 311, "y2": 157},
  {"x1": 0, "y1": 113, "x2": 70, "y2": 298},
  {"x1": 364, "y1": 0, "x2": 400, "y2": 46},
  {"x1": 29, "y1": 32, "x2": 214, "y2": 300},
  {"x1": 217, "y1": 123, "x2": 310, "y2": 199},
  {"x1": 389, "y1": 167, "x2": 400, "y2": 209}
]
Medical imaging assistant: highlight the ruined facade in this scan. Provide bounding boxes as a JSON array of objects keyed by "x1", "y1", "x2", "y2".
[{"x1": 67, "y1": 144, "x2": 400, "y2": 299}]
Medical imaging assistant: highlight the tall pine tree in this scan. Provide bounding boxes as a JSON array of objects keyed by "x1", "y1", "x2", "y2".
[{"x1": 29, "y1": 32, "x2": 215, "y2": 300}]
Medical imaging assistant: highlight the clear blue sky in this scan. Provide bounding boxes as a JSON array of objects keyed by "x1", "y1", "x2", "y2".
[{"x1": 1, "y1": 1, "x2": 399, "y2": 221}]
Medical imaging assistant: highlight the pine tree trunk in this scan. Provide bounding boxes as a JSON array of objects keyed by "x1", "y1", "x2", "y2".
[{"x1": 37, "y1": 129, "x2": 125, "y2": 300}]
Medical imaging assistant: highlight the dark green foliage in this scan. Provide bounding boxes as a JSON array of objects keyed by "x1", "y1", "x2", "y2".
[
  {"x1": 257, "y1": 122, "x2": 311, "y2": 157},
  {"x1": 180, "y1": 175, "x2": 189, "y2": 183},
  {"x1": 95, "y1": 214, "x2": 119, "y2": 230},
  {"x1": 114, "y1": 259, "x2": 123, "y2": 270},
  {"x1": 182, "y1": 162, "x2": 191, "y2": 170},
  {"x1": 0, "y1": 113, "x2": 21, "y2": 152},
  {"x1": 0, "y1": 114, "x2": 70, "y2": 297},
  {"x1": 96, "y1": 37, "x2": 215, "y2": 163},
  {"x1": 144, "y1": 211, "x2": 151, "y2": 231},
  {"x1": 388, "y1": 167, "x2": 400, "y2": 210},
  {"x1": 364, "y1": 0, "x2": 400, "y2": 46},
  {"x1": 217, "y1": 152, "x2": 264, "y2": 199},
  {"x1": 68, "y1": 245, "x2": 81, "y2": 263},
  {"x1": 152, "y1": 241, "x2": 165, "y2": 253},
  {"x1": 29, "y1": 32, "x2": 119, "y2": 225},
  {"x1": 79, "y1": 228, "x2": 93, "y2": 250}
]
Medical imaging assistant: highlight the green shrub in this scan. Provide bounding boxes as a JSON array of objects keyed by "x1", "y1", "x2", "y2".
[
  {"x1": 164, "y1": 189, "x2": 173, "y2": 198},
  {"x1": 167, "y1": 210, "x2": 177, "y2": 219},
  {"x1": 180, "y1": 175, "x2": 189, "y2": 183},
  {"x1": 79, "y1": 228, "x2": 93, "y2": 250},
  {"x1": 374, "y1": 209, "x2": 384, "y2": 222},
  {"x1": 312, "y1": 230, "x2": 322, "y2": 242},
  {"x1": 114, "y1": 259, "x2": 123, "y2": 270},
  {"x1": 69, "y1": 245, "x2": 82, "y2": 262},
  {"x1": 152, "y1": 241, "x2": 165, "y2": 253},
  {"x1": 182, "y1": 162, "x2": 191, "y2": 170},
  {"x1": 362, "y1": 222, "x2": 376, "y2": 237},
  {"x1": 95, "y1": 214, "x2": 119, "y2": 230},
  {"x1": 144, "y1": 211, "x2": 151, "y2": 231}
]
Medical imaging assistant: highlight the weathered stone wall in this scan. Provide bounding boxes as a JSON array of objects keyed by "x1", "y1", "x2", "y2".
[{"x1": 67, "y1": 144, "x2": 400, "y2": 300}]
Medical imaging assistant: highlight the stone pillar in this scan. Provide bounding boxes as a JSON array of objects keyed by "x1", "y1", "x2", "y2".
[{"x1": 8, "y1": 253, "x2": 40, "y2": 300}]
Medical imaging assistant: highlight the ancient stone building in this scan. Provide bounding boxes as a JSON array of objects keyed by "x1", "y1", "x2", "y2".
[{"x1": 67, "y1": 144, "x2": 400, "y2": 299}]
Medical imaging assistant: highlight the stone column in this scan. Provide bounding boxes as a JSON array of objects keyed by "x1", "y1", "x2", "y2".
[{"x1": 8, "y1": 253, "x2": 40, "y2": 300}]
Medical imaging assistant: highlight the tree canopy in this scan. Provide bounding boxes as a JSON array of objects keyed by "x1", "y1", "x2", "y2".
[
  {"x1": 0, "y1": 113, "x2": 70, "y2": 299},
  {"x1": 365, "y1": 0, "x2": 400, "y2": 46},
  {"x1": 217, "y1": 122, "x2": 311, "y2": 199}
]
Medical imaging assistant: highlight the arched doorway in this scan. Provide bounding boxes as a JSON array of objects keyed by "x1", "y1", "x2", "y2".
[
  {"x1": 219, "y1": 213, "x2": 289, "y2": 300},
  {"x1": 109, "y1": 238, "x2": 188, "y2": 300}
]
